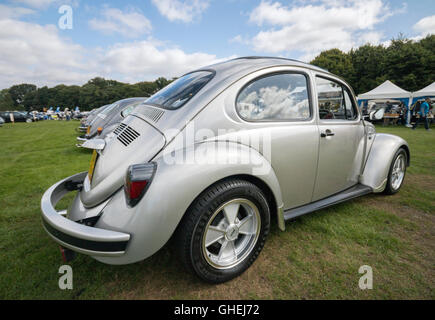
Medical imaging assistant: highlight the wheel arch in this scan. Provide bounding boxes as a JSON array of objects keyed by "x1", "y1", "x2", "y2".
[
  {"x1": 401, "y1": 144, "x2": 410, "y2": 166},
  {"x1": 360, "y1": 133, "x2": 410, "y2": 192},
  {"x1": 186, "y1": 173, "x2": 279, "y2": 226}
]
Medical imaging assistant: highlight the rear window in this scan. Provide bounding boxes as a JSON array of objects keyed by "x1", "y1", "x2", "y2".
[
  {"x1": 121, "y1": 101, "x2": 148, "y2": 117},
  {"x1": 145, "y1": 71, "x2": 214, "y2": 110}
]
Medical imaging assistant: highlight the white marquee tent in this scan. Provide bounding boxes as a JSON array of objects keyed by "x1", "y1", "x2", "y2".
[
  {"x1": 411, "y1": 82, "x2": 435, "y2": 104},
  {"x1": 357, "y1": 80, "x2": 412, "y2": 106}
]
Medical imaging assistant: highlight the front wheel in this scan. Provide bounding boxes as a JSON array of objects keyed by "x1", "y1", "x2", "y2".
[
  {"x1": 384, "y1": 148, "x2": 407, "y2": 195},
  {"x1": 174, "y1": 179, "x2": 270, "y2": 283}
]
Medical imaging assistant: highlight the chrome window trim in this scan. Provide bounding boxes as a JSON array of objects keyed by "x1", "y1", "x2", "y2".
[
  {"x1": 313, "y1": 72, "x2": 361, "y2": 124},
  {"x1": 234, "y1": 70, "x2": 314, "y2": 123}
]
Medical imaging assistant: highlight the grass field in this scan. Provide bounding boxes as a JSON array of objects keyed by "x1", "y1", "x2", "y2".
[{"x1": 0, "y1": 121, "x2": 433, "y2": 299}]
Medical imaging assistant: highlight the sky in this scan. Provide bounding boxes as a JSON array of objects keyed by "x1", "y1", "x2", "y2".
[{"x1": 0, "y1": 0, "x2": 434, "y2": 89}]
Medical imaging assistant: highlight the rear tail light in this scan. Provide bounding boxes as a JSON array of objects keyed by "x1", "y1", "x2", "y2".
[{"x1": 124, "y1": 162, "x2": 156, "y2": 207}]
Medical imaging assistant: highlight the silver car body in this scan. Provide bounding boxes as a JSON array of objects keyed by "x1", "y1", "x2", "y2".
[
  {"x1": 78, "y1": 105, "x2": 110, "y2": 133},
  {"x1": 41, "y1": 57, "x2": 410, "y2": 265},
  {"x1": 84, "y1": 98, "x2": 147, "y2": 139}
]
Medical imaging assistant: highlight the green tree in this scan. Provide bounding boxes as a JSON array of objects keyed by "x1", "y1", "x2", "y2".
[
  {"x1": 0, "y1": 89, "x2": 15, "y2": 111},
  {"x1": 311, "y1": 48, "x2": 356, "y2": 88},
  {"x1": 9, "y1": 84, "x2": 37, "y2": 108},
  {"x1": 310, "y1": 35, "x2": 435, "y2": 94}
]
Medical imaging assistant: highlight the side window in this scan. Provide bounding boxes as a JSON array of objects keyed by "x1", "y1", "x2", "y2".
[
  {"x1": 236, "y1": 73, "x2": 310, "y2": 121},
  {"x1": 316, "y1": 76, "x2": 357, "y2": 120}
]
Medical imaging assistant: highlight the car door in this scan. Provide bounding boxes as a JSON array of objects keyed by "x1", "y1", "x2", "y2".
[
  {"x1": 234, "y1": 70, "x2": 319, "y2": 209},
  {"x1": 312, "y1": 75, "x2": 365, "y2": 201}
]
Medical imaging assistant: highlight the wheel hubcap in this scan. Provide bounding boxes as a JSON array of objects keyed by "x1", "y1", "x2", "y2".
[
  {"x1": 202, "y1": 198, "x2": 261, "y2": 269},
  {"x1": 391, "y1": 154, "x2": 405, "y2": 190},
  {"x1": 225, "y1": 225, "x2": 239, "y2": 241}
]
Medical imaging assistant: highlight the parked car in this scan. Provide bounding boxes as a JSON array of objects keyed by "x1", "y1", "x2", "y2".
[
  {"x1": 0, "y1": 116, "x2": 4, "y2": 126},
  {"x1": 0, "y1": 111, "x2": 33, "y2": 123},
  {"x1": 77, "y1": 98, "x2": 147, "y2": 146},
  {"x1": 77, "y1": 105, "x2": 110, "y2": 133},
  {"x1": 41, "y1": 57, "x2": 410, "y2": 283}
]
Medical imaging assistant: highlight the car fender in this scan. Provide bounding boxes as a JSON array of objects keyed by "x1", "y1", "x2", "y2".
[
  {"x1": 94, "y1": 141, "x2": 283, "y2": 265},
  {"x1": 360, "y1": 133, "x2": 410, "y2": 192}
]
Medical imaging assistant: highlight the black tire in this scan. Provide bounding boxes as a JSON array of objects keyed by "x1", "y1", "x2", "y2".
[
  {"x1": 384, "y1": 148, "x2": 407, "y2": 195},
  {"x1": 174, "y1": 179, "x2": 270, "y2": 283}
]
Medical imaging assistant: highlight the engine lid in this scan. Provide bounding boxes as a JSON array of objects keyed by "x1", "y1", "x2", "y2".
[{"x1": 80, "y1": 115, "x2": 166, "y2": 208}]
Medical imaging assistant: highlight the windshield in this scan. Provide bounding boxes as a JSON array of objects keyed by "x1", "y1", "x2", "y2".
[{"x1": 145, "y1": 71, "x2": 214, "y2": 109}]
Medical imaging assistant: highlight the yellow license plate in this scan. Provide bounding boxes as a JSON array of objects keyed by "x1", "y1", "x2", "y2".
[
  {"x1": 86, "y1": 126, "x2": 91, "y2": 135},
  {"x1": 88, "y1": 150, "x2": 98, "y2": 182}
]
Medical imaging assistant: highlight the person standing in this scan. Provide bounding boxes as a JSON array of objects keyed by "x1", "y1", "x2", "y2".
[
  {"x1": 412, "y1": 98, "x2": 431, "y2": 130},
  {"x1": 9, "y1": 112, "x2": 14, "y2": 123},
  {"x1": 65, "y1": 108, "x2": 71, "y2": 121}
]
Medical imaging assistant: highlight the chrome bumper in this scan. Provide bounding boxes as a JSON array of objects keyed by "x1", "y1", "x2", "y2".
[
  {"x1": 77, "y1": 126, "x2": 87, "y2": 133},
  {"x1": 76, "y1": 136, "x2": 88, "y2": 148},
  {"x1": 41, "y1": 172, "x2": 130, "y2": 257}
]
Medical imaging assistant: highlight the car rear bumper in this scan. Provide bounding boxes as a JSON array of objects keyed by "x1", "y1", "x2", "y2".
[{"x1": 41, "y1": 172, "x2": 130, "y2": 257}]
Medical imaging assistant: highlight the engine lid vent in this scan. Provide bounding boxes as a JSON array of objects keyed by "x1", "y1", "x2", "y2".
[
  {"x1": 115, "y1": 124, "x2": 140, "y2": 146},
  {"x1": 113, "y1": 123, "x2": 127, "y2": 136},
  {"x1": 140, "y1": 106, "x2": 165, "y2": 123}
]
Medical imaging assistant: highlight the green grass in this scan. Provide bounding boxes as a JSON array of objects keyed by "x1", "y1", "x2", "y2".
[{"x1": 0, "y1": 121, "x2": 434, "y2": 299}]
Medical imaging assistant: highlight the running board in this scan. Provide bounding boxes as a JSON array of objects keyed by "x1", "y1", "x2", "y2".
[{"x1": 284, "y1": 184, "x2": 373, "y2": 221}]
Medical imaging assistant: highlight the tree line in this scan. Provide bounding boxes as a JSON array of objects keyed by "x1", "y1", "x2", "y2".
[
  {"x1": 310, "y1": 34, "x2": 434, "y2": 95},
  {"x1": 0, "y1": 77, "x2": 172, "y2": 112},
  {"x1": 0, "y1": 35, "x2": 433, "y2": 112}
]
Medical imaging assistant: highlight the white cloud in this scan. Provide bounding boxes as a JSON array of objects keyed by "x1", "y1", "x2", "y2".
[
  {"x1": 0, "y1": 18, "x2": 96, "y2": 88},
  {"x1": 10, "y1": 0, "x2": 77, "y2": 8},
  {"x1": 151, "y1": 0, "x2": 210, "y2": 23},
  {"x1": 413, "y1": 15, "x2": 435, "y2": 36},
  {"x1": 89, "y1": 7, "x2": 152, "y2": 37},
  {"x1": 229, "y1": 34, "x2": 250, "y2": 45},
  {"x1": 0, "y1": 7, "x2": 230, "y2": 89},
  {"x1": 10, "y1": 0, "x2": 56, "y2": 8},
  {"x1": 358, "y1": 31, "x2": 384, "y2": 45},
  {"x1": 99, "y1": 40, "x2": 232, "y2": 82},
  {"x1": 247, "y1": 0, "x2": 402, "y2": 59},
  {"x1": 0, "y1": 4, "x2": 35, "y2": 19}
]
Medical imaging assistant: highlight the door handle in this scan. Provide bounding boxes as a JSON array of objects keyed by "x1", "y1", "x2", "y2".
[{"x1": 320, "y1": 129, "x2": 335, "y2": 138}]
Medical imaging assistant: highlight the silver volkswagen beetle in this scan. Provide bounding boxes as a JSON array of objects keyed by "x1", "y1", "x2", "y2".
[{"x1": 41, "y1": 57, "x2": 409, "y2": 283}]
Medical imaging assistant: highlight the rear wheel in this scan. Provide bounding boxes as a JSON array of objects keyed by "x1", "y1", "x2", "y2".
[
  {"x1": 175, "y1": 179, "x2": 270, "y2": 283},
  {"x1": 384, "y1": 148, "x2": 407, "y2": 195}
]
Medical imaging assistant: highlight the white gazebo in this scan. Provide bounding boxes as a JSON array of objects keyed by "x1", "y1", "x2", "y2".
[
  {"x1": 411, "y1": 82, "x2": 435, "y2": 104},
  {"x1": 357, "y1": 80, "x2": 412, "y2": 107}
]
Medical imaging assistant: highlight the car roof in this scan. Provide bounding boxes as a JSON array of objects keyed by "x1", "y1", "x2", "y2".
[
  {"x1": 186, "y1": 57, "x2": 332, "y2": 99},
  {"x1": 114, "y1": 97, "x2": 147, "y2": 108},
  {"x1": 199, "y1": 56, "x2": 329, "y2": 76}
]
